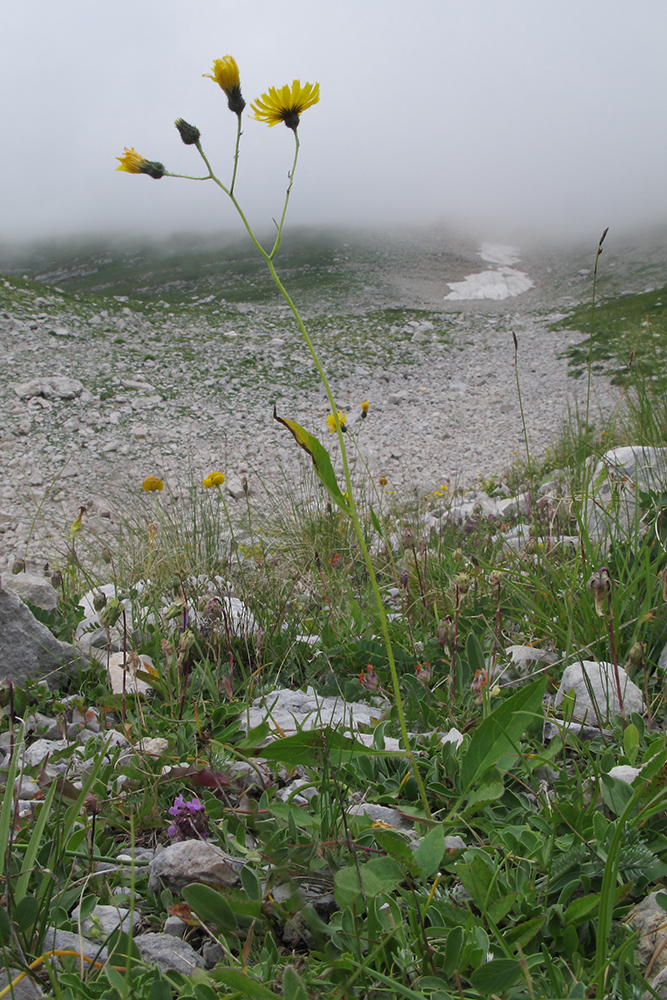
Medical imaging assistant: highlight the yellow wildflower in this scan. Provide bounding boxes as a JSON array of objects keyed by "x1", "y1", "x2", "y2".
[
  {"x1": 251, "y1": 80, "x2": 320, "y2": 130},
  {"x1": 361, "y1": 401, "x2": 369, "y2": 418},
  {"x1": 203, "y1": 56, "x2": 245, "y2": 115},
  {"x1": 379, "y1": 477, "x2": 388, "y2": 487},
  {"x1": 115, "y1": 148, "x2": 165, "y2": 179},
  {"x1": 202, "y1": 471, "x2": 226, "y2": 488},
  {"x1": 326, "y1": 411, "x2": 347, "y2": 433},
  {"x1": 142, "y1": 476, "x2": 164, "y2": 492}
]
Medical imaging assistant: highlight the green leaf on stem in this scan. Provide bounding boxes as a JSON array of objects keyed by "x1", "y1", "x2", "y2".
[{"x1": 273, "y1": 407, "x2": 348, "y2": 512}]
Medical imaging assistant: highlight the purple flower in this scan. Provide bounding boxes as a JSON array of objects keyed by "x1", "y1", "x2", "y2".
[{"x1": 166, "y1": 794, "x2": 209, "y2": 841}]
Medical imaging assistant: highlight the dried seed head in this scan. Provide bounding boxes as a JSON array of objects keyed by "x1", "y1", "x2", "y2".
[
  {"x1": 436, "y1": 617, "x2": 456, "y2": 649},
  {"x1": 586, "y1": 566, "x2": 611, "y2": 617},
  {"x1": 399, "y1": 569, "x2": 410, "y2": 589},
  {"x1": 626, "y1": 641, "x2": 645, "y2": 669}
]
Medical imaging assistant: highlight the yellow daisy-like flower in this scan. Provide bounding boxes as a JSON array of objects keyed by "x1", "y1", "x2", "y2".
[
  {"x1": 379, "y1": 477, "x2": 388, "y2": 487},
  {"x1": 326, "y1": 411, "x2": 347, "y2": 433},
  {"x1": 251, "y1": 80, "x2": 320, "y2": 131},
  {"x1": 116, "y1": 148, "x2": 165, "y2": 179},
  {"x1": 142, "y1": 476, "x2": 164, "y2": 492},
  {"x1": 203, "y1": 56, "x2": 246, "y2": 115},
  {"x1": 202, "y1": 471, "x2": 226, "y2": 488},
  {"x1": 361, "y1": 400, "x2": 369, "y2": 419}
]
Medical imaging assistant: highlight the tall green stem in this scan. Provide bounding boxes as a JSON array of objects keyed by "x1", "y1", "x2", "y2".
[{"x1": 171, "y1": 130, "x2": 432, "y2": 818}]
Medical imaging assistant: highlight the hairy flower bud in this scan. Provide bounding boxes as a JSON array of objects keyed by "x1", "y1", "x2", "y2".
[{"x1": 174, "y1": 118, "x2": 201, "y2": 145}]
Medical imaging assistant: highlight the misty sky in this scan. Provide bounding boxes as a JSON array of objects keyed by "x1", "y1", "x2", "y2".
[{"x1": 3, "y1": 0, "x2": 667, "y2": 245}]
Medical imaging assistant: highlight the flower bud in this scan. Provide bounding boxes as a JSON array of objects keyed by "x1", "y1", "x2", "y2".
[
  {"x1": 437, "y1": 617, "x2": 456, "y2": 650},
  {"x1": 100, "y1": 597, "x2": 123, "y2": 628},
  {"x1": 586, "y1": 566, "x2": 611, "y2": 617},
  {"x1": 93, "y1": 592, "x2": 108, "y2": 613},
  {"x1": 174, "y1": 118, "x2": 201, "y2": 145}
]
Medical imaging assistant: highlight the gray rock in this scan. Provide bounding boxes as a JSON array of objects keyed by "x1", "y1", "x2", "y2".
[
  {"x1": 148, "y1": 841, "x2": 243, "y2": 893},
  {"x1": 0, "y1": 583, "x2": 85, "y2": 687},
  {"x1": 2, "y1": 573, "x2": 58, "y2": 612},
  {"x1": 226, "y1": 476, "x2": 249, "y2": 499},
  {"x1": 13, "y1": 376, "x2": 85, "y2": 401},
  {"x1": 628, "y1": 892, "x2": 667, "y2": 977},
  {"x1": 162, "y1": 915, "x2": 187, "y2": 938},
  {"x1": 505, "y1": 645, "x2": 558, "y2": 674},
  {"x1": 134, "y1": 933, "x2": 205, "y2": 975},
  {"x1": 42, "y1": 928, "x2": 107, "y2": 963},
  {"x1": 0, "y1": 969, "x2": 43, "y2": 1000},
  {"x1": 347, "y1": 803, "x2": 414, "y2": 831},
  {"x1": 554, "y1": 660, "x2": 645, "y2": 724},
  {"x1": 587, "y1": 446, "x2": 667, "y2": 541},
  {"x1": 71, "y1": 902, "x2": 139, "y2": 938}
]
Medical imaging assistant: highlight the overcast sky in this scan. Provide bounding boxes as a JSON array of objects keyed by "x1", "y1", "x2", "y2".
[{"x1": 3, "y1": 0, "x2": 667, "y2": 246}]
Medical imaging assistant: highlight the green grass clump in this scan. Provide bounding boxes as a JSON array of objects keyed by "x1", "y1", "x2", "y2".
[{"x1": 555, "y1": 283, "x2": 667, "y2": 384}]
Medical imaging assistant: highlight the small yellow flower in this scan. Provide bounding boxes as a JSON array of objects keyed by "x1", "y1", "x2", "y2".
[
  {"x1": 251, "y1": 80, "x2": 320, "y2": 130},
  {"x1": 142, "y1": 476, "x2": 164, "y2": 492},
  {"x1": 203, "y1": 56, "x2": 246, "y2": 115},
  {"x1": 361, "y1": 401, "x2": 369, "y2": 419},
  {"x1": 379, "y1": 477, "x2": 388, "y2": 487},
  {"x1": 326, "y1": 411, "x2": 347, "y2": 433},
  {"x1": 202, "y1": 471, "x2": 225, "y2": 488},
  {"x1": 116, "y1": 148, "x2": 165, "y2": 179}
]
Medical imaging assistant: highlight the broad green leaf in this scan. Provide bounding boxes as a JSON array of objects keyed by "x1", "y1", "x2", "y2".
[
  {"x1": 466, "y1": 632, "x2": 486, "y2": 676},
  {"x1": 15, "y1": 895, "x2": 39, "y2": 934},
  {"x1": 245, "y1": 727, "x2": 400, "y2": 766},
  {"x1": 0, "y1": 907, "x2": 10, "y2": 944},
  {"x1": 182, "y1": 883, "x2": 237, "y2": 932},
  {"x1": 241, "y1": 865, "x2": 262, "y2": 901},
  {"x1": 464, "y1": 774, "x2": 505, "y2": 815},
  {"x1": 443, "y1": 926, "x2": 464, "y2": 976},
  {"x1": 273, "y1": 408, "x2": 347, "y2": 512},
  {"x1": 413, "y1": 825, "x2": 445, "y2": 880},
  {"x1": 470, "y1": 958, "x2": 523, "y2": 994},
  {"x1": 461, "y1": 677, "x2": 547, "y2": 791},
  {"x1": 487, "y1": 892, "x2": 517, "y2": 923},
  {"x1": 504, "y1": 916, "x2": 546, "y2": 949},
  {"x1": 282, "y1": 967, "x2": 308, "y2": 1000},
  {"x1": 213, "y1": 969, "x2": 280, "y2": 999},
  {"x1": 149, "y1": 978, "x2": 173, "y2": 1000},
  {"x1": 105, "y1": 965, "x2": 128, "y2": 996},
  {"x1": 334, "y1": 857, "x2": 403, "y2": 908},
  {"x1": 374, "y1": 830, "x2": 420, "y2": 877},
  {"x1": 454, "y1": 854, "x2": 497, "y2": 909}
]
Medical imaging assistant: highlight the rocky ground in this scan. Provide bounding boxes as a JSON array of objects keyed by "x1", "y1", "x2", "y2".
[{"x1": 0, "y1": 225, "x2": 657, "y2": 575}]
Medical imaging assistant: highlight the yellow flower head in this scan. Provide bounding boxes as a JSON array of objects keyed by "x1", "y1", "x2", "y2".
[
  {"x1": 251, "y1": 80, "x2": 320, "y2": 131},
  {"x1": 379, "y1": 477, "x2": 388, "y2": 487},
  {"x1": 203, "y1": 56, "x2": 246, "y2": 115},
  {"x1": 361, "y1": 400, "x2": 369, "y2": 418},
  {"x1": 116, "y1": 148, "x2": 165, "y2": 179},
  {"x1": 326, "y1": 411, "x2": 347, "y2": 433},
  {"x1": 202, "y1": 471, "x2": 225, "y2": 488},
  {"x1": 142, "y1": 476, "x2": 164, "y2": 492}
]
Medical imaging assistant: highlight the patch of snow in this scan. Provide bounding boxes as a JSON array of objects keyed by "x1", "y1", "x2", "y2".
[{"x1": 444, "y1": 266, "x2": 534, "y2": 301}]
